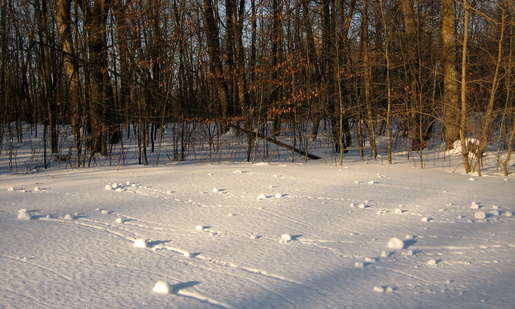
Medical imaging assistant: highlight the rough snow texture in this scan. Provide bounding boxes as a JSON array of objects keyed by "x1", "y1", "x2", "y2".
[{"x1": 1, "y1": 162, "x2": 514, "y2": 308}]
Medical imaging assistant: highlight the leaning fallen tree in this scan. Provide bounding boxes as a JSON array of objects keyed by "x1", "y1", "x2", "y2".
[{"x1": 229, "y1": 125, "x2": 321, "y2": 160}]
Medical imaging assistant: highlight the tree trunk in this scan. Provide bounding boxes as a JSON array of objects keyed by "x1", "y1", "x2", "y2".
[
  {"x1": 442, "y1": 0, "x2": 460, "y2": 149},
  {"x1": 57, "y1": 0, "x2": 81, "y2": 161},
  {"x1": 203, "y1": 0, "x2": 230, "y2": 124}
]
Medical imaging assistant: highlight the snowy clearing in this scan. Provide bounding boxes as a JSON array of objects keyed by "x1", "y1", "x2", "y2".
[{"x1": 1, "y1": 159, "x2": 514, "y2": 308}]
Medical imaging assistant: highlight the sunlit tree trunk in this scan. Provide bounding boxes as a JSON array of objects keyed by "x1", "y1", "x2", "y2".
[
  {"x1": 442, "y1": 0, "x2": 460, "y2": 150},
  {"x1": 57, "y1": 0, "x2": 82, "y2": 162}
]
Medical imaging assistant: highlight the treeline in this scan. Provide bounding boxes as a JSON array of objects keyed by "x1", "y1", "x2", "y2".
[{"x1": 0, "y1": 0, "x2": 513, "y2": 173}]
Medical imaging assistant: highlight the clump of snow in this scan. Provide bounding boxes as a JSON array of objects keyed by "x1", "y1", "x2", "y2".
[
  {"x1": 233, "y1": 169, "x2": 242, "y2": 174},
  {"x1": 183, "y1": 251, "x2": 193, "y2": 258},
  {"x1": 421, "y1": 217, "x2": 431, "y2": 222},
  {"x1": 394, "y1": 209, "x2": 404, "y2": 214},
  {"x1": 469, "y1": 177, "x2": 476, "y2": 181},
  {"x1": 196, "y1": 225, "x2": 205, "y2": 231},
  {"x1": 153, "y1": 280, "x2": 173, "y2": 294},
  {"x1": 257, "y1": 194, "x2": 267, "y2": 200},
  {"x1": 101, "y1": 209, "x2": 110, "y2": 215},
  {"x1": 373, "y1": 286, "x2": 385, "y2": 293},
  {"x1": 387, "y1": 238, "x2": 405, "y2": 250},
  {"x1": 104, "y1": 184, "x2": 113, "y2": 191},
  {"x1": 133, "y1": 239, "x2": 148, "y2": 248},
  {"x1": 64, "y1": 214, "x2": 75, "y2": 220},
  {"x1": 355, "y1": 262, "x2": 365, "y2": 268},
  {"x1": 427, "y1": 259, "x2": 439, "y2": 266},
  {"x1": 17, "y1": 209, "x2": 32, "y2": 220},
  {"x1": 474, "y1": 211, "x2": 486, "y2": 219},
  {"x1": 34, "y1": 186, "x2": 41, "y2": 191},
  {"x1": 401, "y1": 250, "x2": 414, "y2": 256},
  {"x1": 212, "y1": 187, "x2": 219, "y2": 193},
  {"x1": 380, "y1": 251, "x2": 390, "y2": 258},
  {"x1": 115, "y1": 218, "x2": 124, "y2": 224},
  {"x1": 504, "y1": 211, "x2": 513, "y2": 217},
  {"x1": 275, "y1": 193, "x2": 282, "y2": 198},
  {"x1": 470, "y1": 202, "x2": 480, "y2": 209},
  {"x1": 368, "y1": 181, "x2": 375, "y2": 185},
  {"x1": 280, "y1": 234, "x2": 292, "y2": 243}
]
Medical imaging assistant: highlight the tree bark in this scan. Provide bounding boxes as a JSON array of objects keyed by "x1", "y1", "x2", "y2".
[{"x1": 442, "y1": 0, "x2": 460, "y2": 150}]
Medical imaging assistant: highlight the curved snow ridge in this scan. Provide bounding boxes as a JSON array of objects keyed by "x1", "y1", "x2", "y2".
[
  {"x1": 176, "y1": 290, "x2": 235, "y2": 309},
  {"x1": 372, "y1": 265, "x2": 432, "y2": 284},
  {"x1": 1, "y1": 255, "x2": 74, "y2": 281},
  {"x1": 414, "y1": 244, "x2": 507, "y2": 250},
  {"x1": 195, "y1": 254, "x2": 304, "y2": 286},
  {"x1": 50, "y1": 217, "x2": 141, "y2": 242},
  {"x1": 153, "y1": 244, "x2": 194, "y2": 258},
  {"x1": 299, "y1": 239, "x2": 357, "y2": 258}
]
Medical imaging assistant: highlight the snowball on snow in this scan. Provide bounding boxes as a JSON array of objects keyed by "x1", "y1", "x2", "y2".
[
  {"x1": 17, "y1": 210, "x2": 32, "y2": 220},
  {"x1": 64, "y1": 214, "x2": 75, "y2": 220},
  {"x1": 474, "y1": 211, "x2": 486, "y2": 219},
  {"x1": 373, "y1": 286, "x2": 385, "y2": 293},
  {"x1": 115, "y1": 218, "x2": 124, "y2": 224},
  {"x1": 427, "y1": 259, "x2": 438, "y2": 266},
  {"x1": 355, "y1": 262, "x2": 365, "y2": 268},
  {"x1": 7, "y1": 187, "x2": 14, "y2": 191},
  {"x1": 212, "y1": 188, "x2": 219, "y2": 193},
  {"x1": 504, "y1": 211, "x2": 513, "y2": 217},
  {"x1": 196, "y1": 225, "x2": 205, "y2": 230},
  {"x1": 470, "y1": 202, "x2": 480, "y2": 209},
  {"x1": 183, "y1": 251, "x2": 193, "y2": 258},
  {"x1": 104, "y1": 184, "x2": 113, "y2": 190},
  {"x1": 153, "y1": 280, "x2": 173, "y2": 294},
  {"x1": 280, "y1": 234, "x2": 292, "y2": 242},
  {"x1": 387, "y1": 238, "x2": 405, "y2": 250},
  {"x1": 275, "y1": 193, "x2": 282, "y2": 198},
  {"x1": 34, "y1": 186, "x2": 41, "y2": 191},
  {"x1": 257, "y1": 194, "x2": 267, "y2": 200},
  {"x1": 133, "y1": 239, "x2": 148, "y2": 248},
  {"x1": 380, "y1": 251, "x2": 390, "y2": 258}
]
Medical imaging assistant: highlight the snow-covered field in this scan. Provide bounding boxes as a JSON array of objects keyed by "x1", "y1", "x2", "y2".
[
  {"x1": 1, "y1": 126, "x2": 514, "y2": 308},
  {"x1": 1, "y1": 160, "x2": 513, "y2": 308}
]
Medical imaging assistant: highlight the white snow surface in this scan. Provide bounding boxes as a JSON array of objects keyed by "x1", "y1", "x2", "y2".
[{"x1": 1, "y1": 161, "x2": 514, "y2": 308}]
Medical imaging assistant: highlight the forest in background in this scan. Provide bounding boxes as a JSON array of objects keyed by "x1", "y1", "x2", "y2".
[{"x1": 0, "y1": 0, "x2": 513, "y2": 174}]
